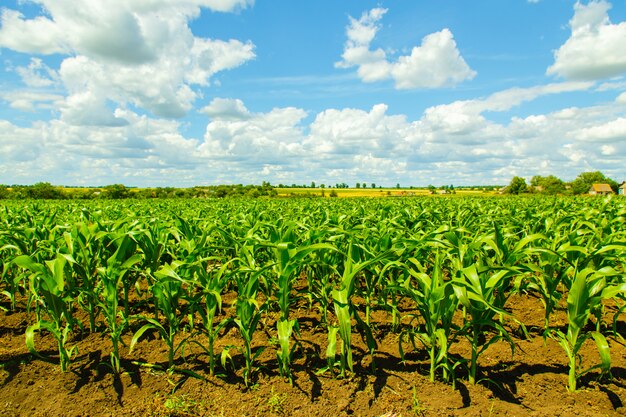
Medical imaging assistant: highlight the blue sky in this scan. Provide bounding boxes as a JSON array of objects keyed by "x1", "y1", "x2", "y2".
[{"x1": 1, "y1": 0, "x2": 625, "y2": 187}]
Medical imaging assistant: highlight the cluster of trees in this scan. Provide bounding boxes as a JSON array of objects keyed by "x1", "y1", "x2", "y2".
[
  {"x1": 427, "y1": 184, "x2": 456, "y2": 194},
  {"x1": 505, "y1": 171, "x2": 621, "y2": 195},
  {"x1": 0, "y1": 182, "x2": 278, "y2": 200}
]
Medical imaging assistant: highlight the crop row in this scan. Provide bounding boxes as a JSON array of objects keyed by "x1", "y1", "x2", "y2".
[{"x1": 0, "y1": 197, "x2": 625, "y2": 391}]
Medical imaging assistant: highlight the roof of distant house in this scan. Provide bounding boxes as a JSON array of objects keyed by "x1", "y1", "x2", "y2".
[{"x1": 590, "y1": 183, "x2": 613, "y2": 193}]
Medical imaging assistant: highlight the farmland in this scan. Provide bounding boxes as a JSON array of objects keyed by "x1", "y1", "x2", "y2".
[{"x1": 1, "y1": 196, "x2": 625, "y2": 416}]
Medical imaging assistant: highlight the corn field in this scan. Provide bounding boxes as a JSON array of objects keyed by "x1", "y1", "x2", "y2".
[{"x1": 1, "y1": 196, "x2": 625, "y2": 394}]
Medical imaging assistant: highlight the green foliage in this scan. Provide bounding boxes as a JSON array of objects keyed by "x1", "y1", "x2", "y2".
[
  {"x1": 551, "y1": 267, "x2": 625, "y2": 391},
  {"x1": 26, "y1": 182, "x2": 66, "y2": 199},
  {"x1": 571, "y1": 171, "x2": 618, "y2": 195},
  {"x1": 0, "y1": 196, "x2": 625, "y2": 393},
  {"x1": 505, "y1": 176, "x2": 527, "y2": 195},
  {"x1": 530, "y1": 175, "x2": 565, "y2": 195},
  {"x1": 103, "y1": 184, "x2": 130, "y2": 199}
]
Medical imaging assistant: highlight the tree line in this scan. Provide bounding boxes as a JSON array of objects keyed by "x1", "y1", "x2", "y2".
[
  {"x1": 0, "y1": 182, "x2": 278, "y2": 200},
  {"x1": 504, "y1": 171, "x2": 621, "y2": 195}
]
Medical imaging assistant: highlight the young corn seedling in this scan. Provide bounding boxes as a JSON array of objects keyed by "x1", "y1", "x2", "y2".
[
  {"x1": 231, "y1": 242, "x2": 270, "y2": 387},
  {"x1": 453, "y1": 264, "x2": 522, "y2": 385},
  {"x1": 97, "y1": 234, "x2": 143, "y2": 375},
  {"x1": 131, "y1": 262, "x2": 190, "y2": 371},
  {"x1": 63, "y1": 225, "x2": 104, "y2": 333},
  {"x1": 524, "y1": 246, "x2": 573, "y2": 334},
  {"x1": 270, "y1": 239, "x2": 335, "y2": 383},
  {"x1": 15, "y1": 254, "x2": 78, "y2": 372},
  {"x1": 234, "y1": 267, "x2": 266, "y2": 387},
  {"x1": 182, "y1": 257, "x2": 233, "y2": 377},
  {"x1": 399, "y1": 253, "x2": 460, "y2": 384},
  {"x1": 328, "y1": 243, "x2": 387, "y2": 377},
  {"x1": 551, "y1": 266, "x2": 626, "y2": 392}
]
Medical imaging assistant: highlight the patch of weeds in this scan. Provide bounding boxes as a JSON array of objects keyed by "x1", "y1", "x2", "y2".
[
  {"x1": 149, "y1": 393, "x2": 221, "y2": 417},
  {"x1": 267, "y1": 387, "x2": 287, "y2": 415}
]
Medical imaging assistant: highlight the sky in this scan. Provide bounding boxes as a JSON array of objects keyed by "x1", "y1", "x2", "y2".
[{"x1": 0, "y1": 0, "x2": 626, "y2": 187}]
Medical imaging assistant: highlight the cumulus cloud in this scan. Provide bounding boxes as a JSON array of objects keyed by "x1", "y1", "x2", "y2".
[
  {"x1": 336, "y1": 8, "x2": 475, "y2": 89},
  {"x1": 200, "y1": 98, "x2": 251, "y2": 120},
  {"x1": 15, "y1": 58, "x2": 59, "y2": 88},
  {"x1": 547, "y1": 0, "x2": 626, "y2": 80},
  {"x1": 0, "y1": 109, "x2": 208, "y2": 185},
  {"x1": 200, "y1": 98, "x2": 308, "y2": 164},
  {"x1": 308, "y1": 104, "x2": 407, "y2": 156},
  {"x1": 576, "y1": 117, "x2": 626, "y2": 142},
  {"x1": 1, "y1": 91, "x2": 64, "y2": 112},
  {"x1": 2, "y1": 82, "x2": 626, "y2": 186},
  {"x1": 0, "y1": 0, "x2": 256, "y2": 123},
  {"x1": 421, "y1": 81, "x2": 593, "y2": 134}
]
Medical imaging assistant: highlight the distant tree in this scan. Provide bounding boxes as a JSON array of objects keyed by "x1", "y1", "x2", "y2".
[
  {"x1": 320, "y1": 184, "x2": 325, "y2": 189},
  {"x1": 356, "y1": 183, "x2": 361, "y2": 189},
  {"x1": 506, "y1": 177, "x2": 527, "y2": 195},
  {"x1": 371, "y1": 183, "x2": 376, "y2": 189},
  {"x1": 362, "y1": 182, "x2": 367, "y2": 189},
  {"x1": 571, "y1": 171, "x2": 618, "y2": 195},
  {"x1": 396, "y1": 183, "x2": 400, "y2": 189},
  {"x1": 26, "y1": 182, "x2": 65, "y2": 199},
  {"x1": 103, "y1": 184, "x2": 130, "y2": 199},
  {"x1": 530, "y1": 175, "x2": 565, "y2": 195},
  {"x1": 310, "y1": 181, "x2": 316, "y2": 188},
  {"x1": 428, "y1": 185, "x2": 436, "y2": 194}
]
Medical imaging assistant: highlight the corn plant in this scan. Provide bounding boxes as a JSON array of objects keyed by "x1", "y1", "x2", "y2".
[
  {"x1": 523, "y1": 245, "x2": 573, "y2": 333},
  {"x1": 231, "y1": 242, "x2": 269, "y2": 387},
  {"x1": 15, "y1": 254, "x2": 78, "y2": 372},
  {"x1": 265, "y1": 231, "x2": 334, "y2": 383},
  {"x1": 130, "y1": 262, "x2": 190, "y2": 371},
  {"x1": 234, "y1": 268, "x2": 266, "y2": 387},
  {"x1": 328, "y1": 243, "x2": 387, "y2": 377},
  {"x1": 176, "y1": 257, "x2": 233, "y2": 377},
  {"x1": 63, "y1": 225, "x2": 104, "y2": 332},
  {"x1": 98, "y1": 234, "x2": 143, "y2": 375},
  {"x1": 399, "y1": 253, "x2": 460, "y2": 383},
  {"x1": 551, "y1": 266, "x2": 626, "y2": 392},
  {"x1": 453, "y1": 264, "x2": 522, "y2": 385}
]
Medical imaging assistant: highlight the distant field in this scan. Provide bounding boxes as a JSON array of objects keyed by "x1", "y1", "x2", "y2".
[{"x1": 276, "y1": 187, "x2": 496, "y2": 198}]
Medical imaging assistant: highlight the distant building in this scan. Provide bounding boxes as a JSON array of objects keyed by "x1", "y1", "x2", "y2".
[
  {"x1": 619, "y1": 182, "x2": 625, "y2": 195},
  {"x1": 589, "y1": 183, "x2": 614, "y2": 195}
]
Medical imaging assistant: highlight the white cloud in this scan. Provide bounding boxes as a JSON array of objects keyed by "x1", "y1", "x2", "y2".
[
  {"x1": 547, "y1": 0, "x2": 626, "y2": 80},
  {"x1": 576, "y1": 117, "x2": 626, "y2": 142},
  {"x1": 420, "y1": 81, "x2": 593, "y2": 134},
  {"x1": 15, "y1": 58, "x2": 59, "y2": 88},
  {"x1": 308, "y1": 104, "x2": 407, "y2": 156},
  {"x1": 336, "y1": 8, "x2": 475, "y2": 89},
  {"x1": 390, "y1": 29, "x2": 476, "y2": 89},
  {"x1": 0, "y1": 9, "x2": 67, "y2": 55},
  {"x1": 1, "y1": 86, "x2": 625, "y2": 186},
  {"x1": 200, "y1": 98, "x2": 251, "y2": 120},
  {"x1": 0, "y1": 110, "x2": 208, "y2": 185},
  {"x1": 200, "y1": 98, "x2": 308, "y2": 164},
  {"x1": 0, "y1": 91, "x2": 64, "y2": 112},
  {"x1": 0, "y1": 0, "x2": 256, "y2": 123}
]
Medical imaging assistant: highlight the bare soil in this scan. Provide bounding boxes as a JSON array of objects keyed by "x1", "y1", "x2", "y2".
[{"x1": 1, "y1": 292, "x2": 625, "y2": 417}]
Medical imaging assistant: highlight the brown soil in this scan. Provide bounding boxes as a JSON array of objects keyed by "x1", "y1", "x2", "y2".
[{"x1": 1, "y1": 292, "x2": 625, "y2": 417}]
